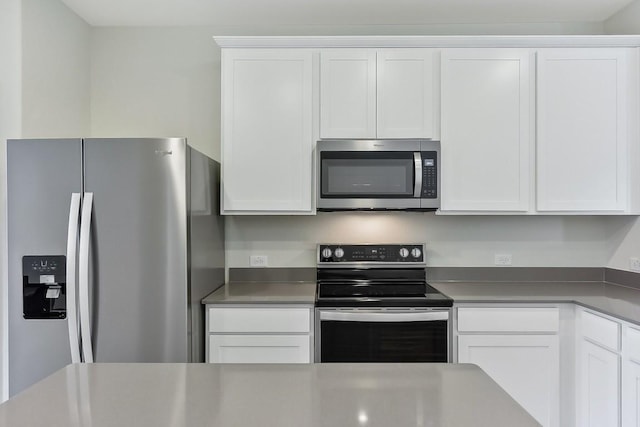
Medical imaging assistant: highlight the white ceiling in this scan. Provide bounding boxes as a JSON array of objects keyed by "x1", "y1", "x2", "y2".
[{"x1": 60, "y1": 0, "x2": 635, "y2": 27}]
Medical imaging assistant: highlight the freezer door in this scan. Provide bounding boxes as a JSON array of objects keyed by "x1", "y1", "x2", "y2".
[
  {"x1": 83, "y1": 138, "x2": 189, "y2": 362},
  {"x1": 7, "y1": 138, "x2": 83, "y2": 396}
]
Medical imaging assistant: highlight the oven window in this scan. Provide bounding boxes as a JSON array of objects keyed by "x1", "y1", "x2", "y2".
[
  {"x1": 320, "y1": 319, "x2": 448, "y2": 362},
  {"x1": 321, "y1": 152, "x2": 414, "y2": 198}
]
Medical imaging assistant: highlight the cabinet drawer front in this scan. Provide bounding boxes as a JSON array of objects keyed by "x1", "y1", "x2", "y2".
[
  {"x1": 209, "y1": 307, "x2": 310, "y2": 333},
  {"x1": 625, "y1": 325, "x2": 640, "y2": 360},
  {"x1": 457, "y1": 307, "x2": 559, "y2": 333},
  {"x1": 581, "y1": 310, "x2": 620, "y2": 351},
  {"x1": 209, "y1": 335, "x2": 311, "y2": 363}
]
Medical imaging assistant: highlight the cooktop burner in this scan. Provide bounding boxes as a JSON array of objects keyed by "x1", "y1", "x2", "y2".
[{"x1": 315, "y1": 244, "x2": 453, "y2": 308}]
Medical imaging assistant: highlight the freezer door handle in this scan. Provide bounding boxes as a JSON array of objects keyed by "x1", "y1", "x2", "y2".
[
  {"x1": 78, "y1": 192, "x2": 94, "y2": 363},
  {"x1": 66, "y1": 193, "x2": 82, "y2": 363}
]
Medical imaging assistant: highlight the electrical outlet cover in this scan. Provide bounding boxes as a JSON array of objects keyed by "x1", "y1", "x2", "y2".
[
  {"x1": 494, "y1": 254, "x2": 513, "y2": 266},
  {"x1": 250, "y1": 255, "x2": 268, "y2": 267}
]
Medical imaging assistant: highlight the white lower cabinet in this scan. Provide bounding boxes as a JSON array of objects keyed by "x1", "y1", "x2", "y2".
[
  {"x1": 577, "y1": 339, "x2": 621, "y2": 426},
  {"x1": 456, "y1": 306, "x2": 560, "y2": 427},
  {"x1": 623, "y1": 325, "x2": 640, "y2": 427},
  {"x1": 206, "y1": 305, "x2": 313, "y2": 364},
  {"x1": 209, "y1": 335, "x2": 310, "y2": 364},
  {"x1": 458, "y1": 335, "x2": 559, "y2": 426},
  {"x1": 574, "y1": 307, "x2": 640, "y2": 427}
]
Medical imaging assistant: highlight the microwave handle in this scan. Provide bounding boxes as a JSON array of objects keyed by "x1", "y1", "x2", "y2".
[{"x1": 413, "y1": 152, "x2": 422, "y2": 198}]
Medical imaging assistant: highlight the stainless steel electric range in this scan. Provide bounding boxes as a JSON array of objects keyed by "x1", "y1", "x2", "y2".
[{"x1": 315, "y1": 243, "x2": 453, "y2": 363}]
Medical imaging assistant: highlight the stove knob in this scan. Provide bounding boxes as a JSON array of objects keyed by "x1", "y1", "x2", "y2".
[
  {"x1": 321, "y1": 248, "x2": 333, "y2": 259},
  {"x1": 334, "y1": 248, "x2": 344, "y2": 258},
  {"x1": 411, "y1": 248, "x2": 422, "y2": 258},
  {"x1": 399, "y1": 248, "x2": 409, "y2": 258}
]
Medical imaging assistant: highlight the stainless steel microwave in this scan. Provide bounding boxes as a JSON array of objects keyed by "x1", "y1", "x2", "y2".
[{"x1": 317, "y1": 139, "x2": 440, "y2": 211}]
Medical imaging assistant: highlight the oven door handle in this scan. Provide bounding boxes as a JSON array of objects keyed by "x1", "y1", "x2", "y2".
[{"x1": 319, "y1": 311, "x2": 448, "y2": 322}]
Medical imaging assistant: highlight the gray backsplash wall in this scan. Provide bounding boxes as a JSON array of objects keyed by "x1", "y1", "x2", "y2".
[{"x1": 226, "y1": 213, "x2": 637, "y2": 268}]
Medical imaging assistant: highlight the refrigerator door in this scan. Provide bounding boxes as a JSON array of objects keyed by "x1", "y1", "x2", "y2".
[
  {"x1": 82, "y1": 138, "x2": 189, "y2": 362},
  {"x1": 7, "y1": 138, "x2": 83, "y2": 396}
]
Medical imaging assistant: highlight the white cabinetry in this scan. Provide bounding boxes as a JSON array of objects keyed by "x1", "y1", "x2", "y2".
[
  {"x1": 440, "y1": 49, "x2": 533, "y2": 212},
  {"x1": 576, "y1": 308, "x2": 622, "y2": 426},
  {"x1": 320, "y1": 48, "x2": 437, "y2": 139},
  {"x1": 206, "y1": 305, "x2": 313, "y2": 363},
  {"x1": 623, "y1": 325, "x2": 640, "y2": 427},
  {"x1": 221, "y1": 49, "x2": 316, "y2": 214},
  {"x1": 456, "y1": 306, "x2": 560, "y2": 427},
  {"x1": 537, "y1": 48, "x2": 637, "y2": 213}
]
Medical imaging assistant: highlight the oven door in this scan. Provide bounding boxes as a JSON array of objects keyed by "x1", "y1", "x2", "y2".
[{"x1": 316, "y1": 308, "x2": 450, "y2": 363}]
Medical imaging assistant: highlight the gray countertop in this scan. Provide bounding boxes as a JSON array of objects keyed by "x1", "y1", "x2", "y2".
[
  {"x1": 0, "y1": 363, "x2": 540, "y2": 427},
  {"x1": 202, "y1": 281, "x2": 317, "y2": 304},
  {"x1": 202, "y1": 279, "x2": 640, "y2": 325},
  {"x1": 431, "y1": 281, "x2": 640, "y2": 325}
]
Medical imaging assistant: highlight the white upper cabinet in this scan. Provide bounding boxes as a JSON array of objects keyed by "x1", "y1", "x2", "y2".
[
  {"x1": 376, "y1": 49, "x2": 437, "y2": 138},
  {"x1": 537, "y1": 48, "x2": 636, "y2": 213},
  {"x1": 440, "y1": 48, "x2": 533, "y2": 212},
  {"x1": 221, "y1": 49, "x2": 316, "y2": 214},
  {"x1": 320, "y1": 49, "x2": 376, "y2": 138},
  {"x1": 320, "y1": 48, "x2": 437, "y2": 139}
]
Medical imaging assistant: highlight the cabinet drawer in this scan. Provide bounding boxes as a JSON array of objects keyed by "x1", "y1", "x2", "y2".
[
  {"x1": 457, "y1": 307, "x2": 559, "y2": 333},
  {"x1": 625, "y1": 325, "x2": 640, "y2": 360},
  {"x1": 209, "y1": 307, "x2": 311, "y2": 333},
  {"x1": 581, "y1": 310, "x2": 620, "y2": 351},
  {"x1": 209, "y1": 335, "x2": 311, "y2": 363}
]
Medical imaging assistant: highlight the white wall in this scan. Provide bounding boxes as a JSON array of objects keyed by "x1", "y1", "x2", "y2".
[
  {"x1": 227, "y1": 214, "x2": 629, "y2": 268},
  {"x1": 90, "y1": 27, "x2": 220, "y2": 160},
  {"x1": 0, "y1": 0, "x2": 22, "y2": 404},
  {"x1": 604, "y1": 0, "x2": 640, "y2": 34},
  {"x1": 21, "y1": 0, "x2": 91, "y2": 136}
]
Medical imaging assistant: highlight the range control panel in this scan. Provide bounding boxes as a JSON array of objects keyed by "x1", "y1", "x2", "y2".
[{"x1": 318, "y1": 244, "x2": 425, "y2": 264}]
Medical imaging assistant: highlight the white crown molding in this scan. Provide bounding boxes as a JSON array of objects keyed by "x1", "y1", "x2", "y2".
[{"x1": 213, "y1": 35, "x2": 640, "y2": 48}]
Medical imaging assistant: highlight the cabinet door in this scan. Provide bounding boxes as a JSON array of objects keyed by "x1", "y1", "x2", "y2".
[
  {"x1": 577, "y1": 340, "x2": 621, "y2": 427},
  {"x1": 221, "y1": 49, "x2": 314, "y2": 213},
  {"x1": 209, "y1": 335, "x2": 311, "y2": 363},
  {"x1": 320, "y1": 49, "x2": 376, "y2": 138},
  {"x1": 441, "y1": 49, "x2": 532, "y2": 211},
  {"x1": 458, "y1": 334, "x2": 559, "y2": 427},
  {"x1": 377, "y1": 49, "x2": 437, "y2": 139},
  {"x1": 537, "y1": 48, "x2": 630, "y2": 212},
  {"x1": 624, "y1": 326, "x2": 640, "y2": 427},
  {"x1": 625, "y1": 358, "x2": 640, "y2": 427}
]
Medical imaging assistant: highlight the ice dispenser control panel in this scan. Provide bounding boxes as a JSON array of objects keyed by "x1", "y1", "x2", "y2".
[{"x1": 22, "y1": 255, "x2": 66, "y2": 319}]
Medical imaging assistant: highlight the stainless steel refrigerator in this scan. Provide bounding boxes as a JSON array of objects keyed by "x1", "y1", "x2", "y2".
[{"x1": 7, "y1": 137, "x2": 225, "y2": 396}]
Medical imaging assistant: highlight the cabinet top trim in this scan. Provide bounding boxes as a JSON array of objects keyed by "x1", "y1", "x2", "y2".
[{"x1": 213, "y1": 35, "x2": 640, "y2": 49}]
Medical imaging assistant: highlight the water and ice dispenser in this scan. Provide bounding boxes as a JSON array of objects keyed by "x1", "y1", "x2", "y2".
[{"x1": 22, "y1": 256, "x2": 66, "y2": 319}]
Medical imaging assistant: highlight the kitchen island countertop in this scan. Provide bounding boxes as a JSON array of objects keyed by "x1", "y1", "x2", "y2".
[{"x1": 0, "y1": 363, "x2": 540, "y2": 427}]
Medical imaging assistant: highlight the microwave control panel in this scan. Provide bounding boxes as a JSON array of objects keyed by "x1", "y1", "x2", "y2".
[{"x1": 421, "y1": 151, "x2": 438, "y2": 199}]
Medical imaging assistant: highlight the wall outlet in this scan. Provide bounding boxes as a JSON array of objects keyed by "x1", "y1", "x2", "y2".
[
  {"x1": 250, "y1": 255, "x2": 268, "y2": 267},
  {"x1": 630, "y1": 257, "x2": 640, "y2": 272},
  {"x1": 494, "y1": 254, "x2": 513, "y2": 266}
]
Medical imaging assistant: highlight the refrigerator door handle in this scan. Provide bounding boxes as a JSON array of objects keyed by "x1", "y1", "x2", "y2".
[
  {"x1": 78, "y1": 192, "x2": 94, "y2": 363},
  {"x1": 66, "y1": 193, "x2": 82, "y2": 363}
]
